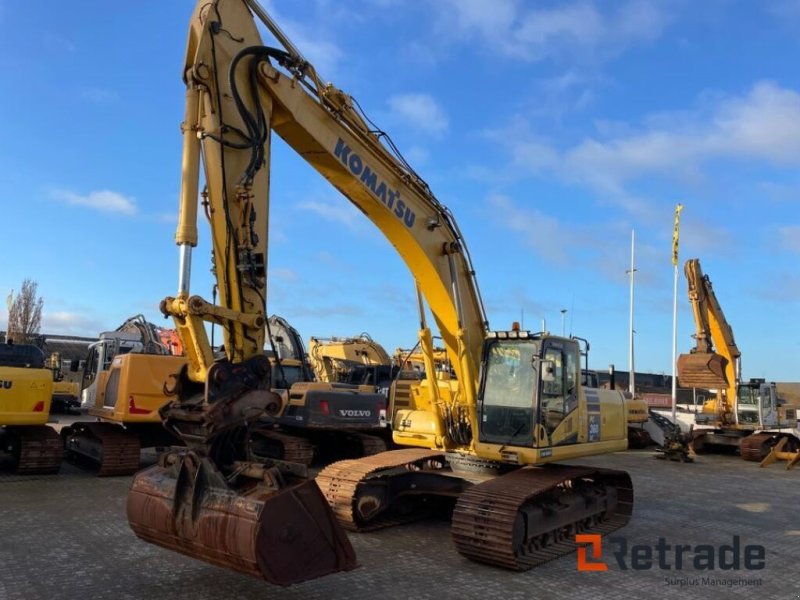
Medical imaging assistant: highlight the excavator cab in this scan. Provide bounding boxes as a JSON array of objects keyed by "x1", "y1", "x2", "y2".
[
  {"x1": 478, "y1": 334, "x2": 580, "y2": 449},
  {"x1": 736, "y1": 380, "x2": 779, "y2": 428}
]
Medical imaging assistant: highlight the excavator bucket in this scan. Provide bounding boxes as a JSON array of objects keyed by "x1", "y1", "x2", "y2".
[
  {"x1": 127, "y1": 451, "x2": 357, "y2": 586},
  {"x1": 676, "y1": 352, "x2": 728, "y2": 389}
]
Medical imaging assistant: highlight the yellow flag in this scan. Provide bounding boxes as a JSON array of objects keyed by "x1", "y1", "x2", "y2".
[{"x1": 671, "y1": 204, "x2": 683, "y2": 266}]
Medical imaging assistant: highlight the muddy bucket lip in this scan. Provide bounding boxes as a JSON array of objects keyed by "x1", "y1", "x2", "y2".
[{"x1": 127, "y1": 457, "x2": 358, "y2": 587}]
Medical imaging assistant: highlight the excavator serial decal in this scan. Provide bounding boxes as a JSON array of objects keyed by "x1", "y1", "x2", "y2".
[{"x1": 333, "y1": 138, "x2": 416, "y2": 228}]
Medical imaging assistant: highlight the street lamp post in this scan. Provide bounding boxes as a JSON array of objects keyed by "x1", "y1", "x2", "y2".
[
  {"x1": 560, "y1": 309, "x2": 567, "y2": 337},
  {"x1": 627, "y1": 229, "x2": 637, "y2": 397}
]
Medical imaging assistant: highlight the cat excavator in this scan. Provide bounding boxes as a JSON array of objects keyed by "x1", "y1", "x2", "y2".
[
  {"x1": 677, "y1": 258, "x2": 799, "y2": 460},
  {"x1": 125, "y1": 0, "x2": 635, "y2": 585}
]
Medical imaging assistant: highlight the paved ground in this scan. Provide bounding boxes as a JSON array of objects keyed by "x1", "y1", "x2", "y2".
[{"x1": 1, "y1": 441, "x2": 799, "y2": 600}]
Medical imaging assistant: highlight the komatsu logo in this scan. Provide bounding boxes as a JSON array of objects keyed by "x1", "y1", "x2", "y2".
[
  {"x1": 334, "y1": 138, "x2": 416, "y2": 228},
  {"x1": 0, "y1": 380, "x2": 12, "y2": 390},
  {"x1": 339, "y1": 409, "x2": 371, "y2": 417}
]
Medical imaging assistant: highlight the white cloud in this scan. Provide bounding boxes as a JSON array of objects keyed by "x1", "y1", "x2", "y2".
[
  {"x1": 50, "y1": 189, "x2": 137, "y2": 215},
  {"x1": 270, "y1": 267, "x2": 298, "y2": 282},
  {"x1": 779, "y1": 225, "x2": 800, "y2": 253},
  {"x1": 154, "y1": 212, "x2": 177, "y2": 224},
  {"x1": 437, "y1": 0, "x2": 671, "y2": 63},
  {"x1": 297, "y1": 200, "x2": 361, "y2": 230},
  {"x1": 257, "y1": 1, "x2": 343, "y2": 76},
  {"x1": 490, "y1": 81, "x2": 800, "y2": 212},
  {"x1": 387, "y1": 93, "x2": 449, "y2": 137},
  {"x1": 42, "y1": 311, "x2": 106, "y2": 337},
  {"x1": 487, "y1": 194, "x2": 570, "y2": 263}
]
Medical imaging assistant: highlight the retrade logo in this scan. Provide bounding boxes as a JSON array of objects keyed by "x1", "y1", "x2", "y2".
[
  {"x1": 576, "y1": 534, "x2": 608, "y2": 572},
  {"x1": 576, "y1": 534, "x2": 766, "y2": 572}
]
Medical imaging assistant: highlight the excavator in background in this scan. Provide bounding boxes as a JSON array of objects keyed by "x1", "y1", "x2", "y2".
[
  {"x1": 308, "y1": 333, "x2": 394, "y2": 390},
  {"x1": 677, "y1": 258, "x2": 799, "y2": 461},
  {"x1": 61, "y1": 315, "x2": 186, "y2": 475},
  {"x1": 393, "y1": 344, "x2": 452, "y2": 378},
  {"x1": 45, "y1": 351, "x2": 81, "y2": 413},
  {"x1": 258, "y1": 315, "x2": 389, "y2": 464},
  {"x1": 124, "y1": 0, "x2": 638, "y2": 583},
  {"x1": 0, "y1": 343, "x2": 60, "y2": 473}
]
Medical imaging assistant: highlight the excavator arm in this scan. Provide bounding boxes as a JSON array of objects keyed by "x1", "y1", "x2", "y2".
[
  {"x1": 127, "y1": 0, "x2": 635, "y2": 583},
  {"x1": 677, "y1": 258, "x2": 741, "y2": 409}
]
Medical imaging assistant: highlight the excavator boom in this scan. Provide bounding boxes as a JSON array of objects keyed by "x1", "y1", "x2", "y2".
[
  {"x1": 676, "y1": 258, "x2": 740, "y2": 395},
  {"x1": 126, "y1": 0, "x2": 356, "y2": 585},
  {"x1": 127, "y1": 0, "x2": 634, "y2": 581}
]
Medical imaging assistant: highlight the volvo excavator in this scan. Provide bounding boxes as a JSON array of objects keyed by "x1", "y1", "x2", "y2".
[
  {"x1": 677, "y1": 258, "x2": 799, "y2": 460},
  {"x1": 124, "y1": 0, "x2": 637, "y2": 582},
  {"x1": 0, "y1": 343, "x2": 60, "y2": 474},
  {"x1": 259, "y1": 315, "x2": 389, "y2": 464}
]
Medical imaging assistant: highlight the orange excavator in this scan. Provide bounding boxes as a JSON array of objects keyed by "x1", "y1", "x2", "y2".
[{"x1": 125, "y1": 0, "x2": 638, "y2": 585}]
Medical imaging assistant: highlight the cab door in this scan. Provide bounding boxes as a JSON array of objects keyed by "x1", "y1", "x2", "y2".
[{"x1": 537, "y1": 339, "x2": 580, "y2": 448}]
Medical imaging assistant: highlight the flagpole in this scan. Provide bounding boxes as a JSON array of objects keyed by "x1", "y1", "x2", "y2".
[
  {"x1": 627, "y1": 230, "x2": 636, "y2": 397},
  {"x1": 671, "y1": 204, "x2": 684, "y2": 423}
]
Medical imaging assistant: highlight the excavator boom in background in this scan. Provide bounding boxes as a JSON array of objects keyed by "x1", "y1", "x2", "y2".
[
  {"x1": 677, "y1": 258, "x2": 799, "y2": 461},
  {"x1": 125, "y1": 0, "x2": 637, "y2": 584}
]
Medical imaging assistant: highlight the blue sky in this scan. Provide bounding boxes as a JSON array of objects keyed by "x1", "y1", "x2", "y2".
[{"x1": 1, "y1": 0, "x2": 799, "y2": 380}]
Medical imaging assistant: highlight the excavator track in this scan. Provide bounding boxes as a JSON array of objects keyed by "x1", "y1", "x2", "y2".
[
  {"x1": 63, "y1": 422, "x2": 141, "y2": 476},
  {"x1": 316, "y1": 448, "x2": 447, "y2": 531},
  {"x1": 6, "y1": 425, "x2": 62, "y2": 475},
  {"x1": 249, "y1": 429, "x2": 315, "y2": 466},
  {"x1": 451, "y1": 465, "x2": 633, "y2": 570},
  {"x1": 740, "y1": 433, "x2": 779, "y2": 462},
  {"x1": 350, "y1": 433, "x2": 387, "y2": 456}
]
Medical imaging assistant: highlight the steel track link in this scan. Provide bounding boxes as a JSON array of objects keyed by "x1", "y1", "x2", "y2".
[
  {"x1": 316, "y1": 448, "x2": 447, "y2": 531},
  {"x1": 451, "y1": 465, "x2": 633, "y2": 570},
  {"x1": 13, "y1": 426, "x2": 62, "y2": 474},
  {"x1": 740, "y1": 433, "x2": 777, "y2": 462},
  {"x1": 249, "y1": 429, "x2": 315, "y2": 466},
  {"x1": 64, "y1": 422, "x2": 141, "y2": 476},
  {"x1": 352, "y1": 433, "x2": 387, "y2": 456}
]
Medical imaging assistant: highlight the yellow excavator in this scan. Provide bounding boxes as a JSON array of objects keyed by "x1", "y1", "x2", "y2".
[
  {"x1": 124, "y1": 0, "x2": 637, "y2": 582},
  {"x1": 0, "y1": 342, "x2": 60, "y2": 474},
  {"x1": 45, "y1": 351, "x2": 81, "y2": 413},
  {"x1": 308, "y1": 333, "x2": 394, "y2": 389},
  {"x1": 677, "y1": 258, "x2": 799, "y2": 460},
  {"x1": 62, "y1": 315, "x2": 186, "y2": 475},
  {"x1": 259, "y1": 315, "x2": 389, "y2": 464}
]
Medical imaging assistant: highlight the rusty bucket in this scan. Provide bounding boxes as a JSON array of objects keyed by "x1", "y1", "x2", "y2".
[
  {"x1": 676, "y1": 352, "x2": 728, "y2": 389},
  {"x1": 127, "y1": 451, "x2": 357, "y2": 586}
]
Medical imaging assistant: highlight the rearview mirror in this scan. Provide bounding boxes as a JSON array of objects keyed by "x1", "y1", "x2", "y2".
[{"x1": 540, "y1": 359, "x2": 556, "y2": 382}]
